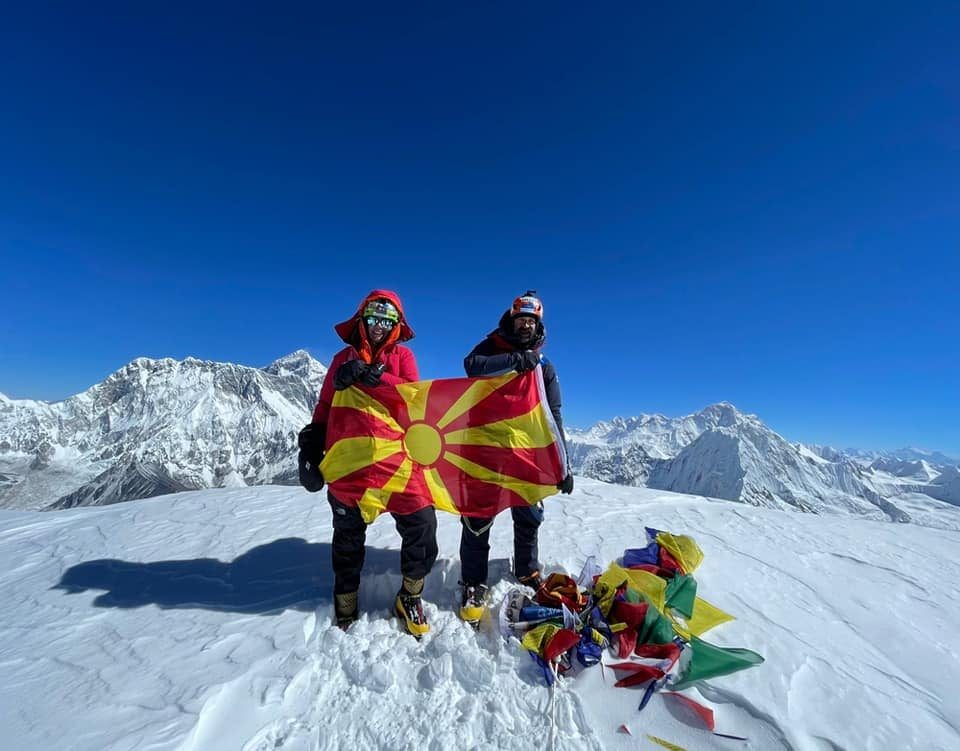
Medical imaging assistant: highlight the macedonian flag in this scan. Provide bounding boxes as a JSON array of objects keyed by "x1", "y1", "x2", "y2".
[{"x1": 319, "y1": 369, "x2": 568, "y2": 522}]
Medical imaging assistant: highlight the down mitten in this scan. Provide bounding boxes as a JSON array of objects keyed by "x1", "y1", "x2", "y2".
[
  {"x1": 358, "y1": 362, "x2": 385, "y2": 386},
  {"x1": 514, "y1": 350, "x2": 541, "y2": 372},
  {"x1": 334, "y1": 359, "x2": 368, "y2": 390},
  {"x1": 297, "y1": 423, "x2": 326, "y2": 492}
]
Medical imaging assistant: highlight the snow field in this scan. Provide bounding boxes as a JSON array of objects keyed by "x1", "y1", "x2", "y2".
[{"x1": 1, "y1": 480, "x2": 958, "y2": 750}]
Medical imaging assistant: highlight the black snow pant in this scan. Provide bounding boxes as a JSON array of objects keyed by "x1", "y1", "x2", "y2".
[
  {"x1": 459, "y1": 504, "x2": 543, "y2": 586},
  {"x1": 328, "y1": 492, "x2": 438, "y2": 594}
]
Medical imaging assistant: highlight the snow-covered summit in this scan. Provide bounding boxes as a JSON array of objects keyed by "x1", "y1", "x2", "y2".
[
  {"x1": 869, "y1": 457, "x2": 940, "y2": 482},
  {"x1": 647, "y1": 420, "x2": 908, "y2": 521},
  {"x1": 263, "y1": 349, "x2": 328, "y2": 382},
  {"x1": 568, "y1": 402, "x2": 755, "y2": 458}
]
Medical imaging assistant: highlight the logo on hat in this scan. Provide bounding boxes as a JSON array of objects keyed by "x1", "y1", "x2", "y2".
[{"x1": 511, "y1": 292, "x2": 543, "y2": 320}]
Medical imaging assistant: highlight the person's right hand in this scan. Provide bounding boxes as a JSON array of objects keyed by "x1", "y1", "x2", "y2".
[
  {"x1": 297, "y1": 423, "x2": 326, "y2": 492},
  {"x1": 298, "y1": 451, "x2": 325, "y2": 492}
]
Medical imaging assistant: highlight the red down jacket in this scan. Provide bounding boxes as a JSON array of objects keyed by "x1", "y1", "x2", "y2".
[{"x1": 310, "y1": 288, "x2": 419, "y2": 444}]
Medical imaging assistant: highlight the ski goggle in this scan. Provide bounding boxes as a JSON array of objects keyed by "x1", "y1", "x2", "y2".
[{"x1": 365, "y1": 316, "x2": 395, "y2": 330}]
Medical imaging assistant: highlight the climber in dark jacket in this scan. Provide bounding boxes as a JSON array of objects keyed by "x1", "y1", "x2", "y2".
[{"x1": 458, "y1": 290, "x2": 573, "y2": 624}]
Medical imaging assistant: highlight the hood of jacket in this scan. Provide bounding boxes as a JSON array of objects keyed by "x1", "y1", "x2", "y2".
[{"x1": 334, "y1": 289, "x2": 415, "y2": 363}]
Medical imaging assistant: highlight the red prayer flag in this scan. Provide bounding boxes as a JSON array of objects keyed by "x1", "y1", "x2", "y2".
[
  {"x1": 662, "y1": 692, "x2": 716, "y2": 731},
  {"x1": 610, "y1": 663, "x2": 666, "y2": 687}
]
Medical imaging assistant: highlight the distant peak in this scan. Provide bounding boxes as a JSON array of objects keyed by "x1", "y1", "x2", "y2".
[
  {"x1": 270, "y1": 349, "x2": 315, "y2": 365},
  {"x1": 895, "y1": 446, "x2": 939, "y2": 458},
  {"x1": 263, "y1": 350, "x2": 326, "y2": 378},
  {"x1": 700, "y1": 401, "x2": 740, "y2": 415}
]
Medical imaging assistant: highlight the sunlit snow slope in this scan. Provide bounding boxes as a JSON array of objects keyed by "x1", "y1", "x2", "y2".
[{"x1": 1, "y1": 480, "x2": 958, "y2": 750}]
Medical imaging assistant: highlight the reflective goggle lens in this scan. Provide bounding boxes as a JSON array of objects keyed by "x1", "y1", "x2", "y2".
[{"x1": 365, "y1": 316, "x2": 395, "y2": 329}]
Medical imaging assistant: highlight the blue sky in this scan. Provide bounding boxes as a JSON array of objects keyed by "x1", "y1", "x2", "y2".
[{"x1": 1, "y1": 3, "x2": 958, "y2": 454}]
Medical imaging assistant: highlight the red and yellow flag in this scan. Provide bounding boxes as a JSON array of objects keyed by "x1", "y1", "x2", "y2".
[{"x1": 319, "y1": 370, "x2": 568, "y2": 522}]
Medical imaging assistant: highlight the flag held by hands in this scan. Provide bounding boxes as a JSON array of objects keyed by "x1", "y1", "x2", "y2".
[{"x1": 320, "y1": 369, "x2": 568, "y2": 522}]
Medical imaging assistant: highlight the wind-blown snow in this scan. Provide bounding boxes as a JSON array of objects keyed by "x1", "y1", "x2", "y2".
[{"x1": 2, "y1": 480, "x2": 958, "y2": 750}]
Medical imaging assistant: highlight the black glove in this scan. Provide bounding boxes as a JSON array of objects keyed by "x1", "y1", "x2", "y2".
[
  {"x1": 297, "y1": 423, "x2": 326, "y2": 492},
  {"x1": 557, "y1": 473, "x2": 574, "y2": 494},
  {"x1": 358, "y1": 362, "x2": 385, "y2": 386},
  {"x1": 514, "y1": 350, "x2": 541, "y2": 372},
  {"x1": 334, "y1": 359, "x2": 368, "y2": 390}
]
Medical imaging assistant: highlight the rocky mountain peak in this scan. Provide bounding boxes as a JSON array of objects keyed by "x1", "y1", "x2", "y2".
[{"x1": 263, "y1": 350, "x2": 327, "y2": 383}]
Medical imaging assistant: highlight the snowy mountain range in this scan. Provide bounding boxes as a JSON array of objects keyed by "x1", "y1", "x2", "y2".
[
  {"x1": 1, "y1": 352, "x2": 957, "y2": 522},
  {"x1": 831, "y1": 446, "x2": 959, "y2": 466},
  {"x1": 567, "y1": 404, "x2": 959, "y2": 523},
  {"x1": 0, "y1": 351, "x2": 325, "y2": 510}
]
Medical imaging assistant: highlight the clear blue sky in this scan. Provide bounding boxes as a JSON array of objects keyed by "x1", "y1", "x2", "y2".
[{"x1": 1, "y1": 3, "x2": 958, "y2": 455}]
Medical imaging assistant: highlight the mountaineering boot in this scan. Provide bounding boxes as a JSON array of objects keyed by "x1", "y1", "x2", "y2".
[
  {"x1": 334, "y1": 591, "x2": 359, "y2": 630},
  {"x1": 517, "y1": 570, "x2": 543, "y2": 592},
  {"x1": 395, "y1": 576, "x2": 429, "y2": 638},
  {"x1": 459, "y1": 582, "x2": 490, "y2": 627}
]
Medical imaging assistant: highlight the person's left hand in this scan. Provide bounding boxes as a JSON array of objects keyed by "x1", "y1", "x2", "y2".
[
  {"x1": 515, "y1": 350, "x2": 541, "y2": 372},
  {"x1": 358, "y1": 362, "x2": 385, "y2": 386}
]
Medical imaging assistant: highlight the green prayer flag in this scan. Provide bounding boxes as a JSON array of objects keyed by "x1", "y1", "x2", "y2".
[
  {"x1": 665, "y1": 574, "x2": 698, "y2": 618},
  {"x1": 636, "y1": 594, "x2": 676, "y2": 644},
  {"x1": 671, "y1": 636, "x2": 764, "y2": 690}
]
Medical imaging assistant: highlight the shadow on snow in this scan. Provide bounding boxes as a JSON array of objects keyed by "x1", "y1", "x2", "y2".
[{"x1": 51, "y1": 537, "x2": 401, "y2": 614}]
